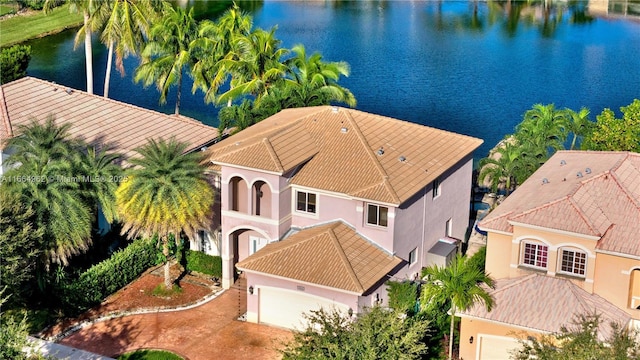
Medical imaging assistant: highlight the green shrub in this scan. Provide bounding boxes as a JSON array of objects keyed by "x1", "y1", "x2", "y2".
[
  {"x1": 185, "y1": 250, "x2": 221, "y2": 278},
  {"x1": 0, "y1": 44, "x2": 31, "y2": 84},
  {"x1": 386, "y1": 280, "x2": 419, "y2": 315},
  {"x1": 59, "y1": 239, "x2": 158, "y2": 314},
  {"x1": 17, "y1": 0, "x2": 44, "y2": 10}
]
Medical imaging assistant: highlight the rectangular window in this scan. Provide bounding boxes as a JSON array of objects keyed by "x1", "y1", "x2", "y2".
[
  {"x1": 560, "y1": 249, "x2": 587, "y2": 276},
  {"x1": 433, "y1": 178, "x2": 441, "y2": 198},
  {"x1": 523, "y1": 243, "x2": 548, "y2": 269},
  {"x1": 367, "y1": 204, "x2": 388, "y2": 227},
  {"x1": 408, "y1": 248, "x2": 417, "y2": 266},
  {"x1": 296, "y1": 191, "x2": 317, "y2": 213}
]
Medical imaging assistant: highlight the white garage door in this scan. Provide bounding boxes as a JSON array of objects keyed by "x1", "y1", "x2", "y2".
[
  {"x1": 478, "y1": 335, "x2": 521, "y2": 360},
  {"x1": 258, "y1": 287, "x2": 349, "y2": 330}
]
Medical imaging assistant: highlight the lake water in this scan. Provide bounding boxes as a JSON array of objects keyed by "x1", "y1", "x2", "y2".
[{"x1": 25, "y1": 0, "x2": 640, "y2": 159}]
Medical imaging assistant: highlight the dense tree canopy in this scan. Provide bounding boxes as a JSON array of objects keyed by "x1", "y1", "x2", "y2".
[
  {"x1": 282, "y1": 306, "x2": 430, "y2": 360},
  {"x1": 582, "y1": 99, "x2": 640, "y2": 152},
  {"x1": 511, "y1": 314, "x2": 640, "y2": 360}
]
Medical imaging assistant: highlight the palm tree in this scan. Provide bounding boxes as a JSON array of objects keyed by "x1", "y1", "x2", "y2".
[
  {"x1": 420, "y1": 254, "x2": 495, "y2": 360},
  {"x1": 44, "y1": 0, "x2": 104, "y2": 94},
  {"x1": 216, "y1": 26, "x2": 289, "y2": 105},
  {"x1": 191, "y1": 3, "x2": 253, "y2": 105},
  {"x1": 3, "y1": 117, "x2": 92, "y2": 269},
  {"x1": 565, "y1": 107, "x2": 592, "y2": 150},
  {"x1": 97, "y1": 0, "x2": 163, "y2": 98},
  {"x1": 283, "y1": 44, "x2": 356, "y2": 107},
  {"x1": 135, "y1": 4, "x2": 199, "y2": 115},
  {"x1": 77, "y1": 147, "x2": 123, "y2": 225},
  {"x1": 478, "y1": 138, "x2": 536, "y2": 195},
  {"x1": 115, "y1": 138, "x2": 214, "y2": 289},
  {"x1": 515, "y1": 103, "x2": 568, "y2": 158}
]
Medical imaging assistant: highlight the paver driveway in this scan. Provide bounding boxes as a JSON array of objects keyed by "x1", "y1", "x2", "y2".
[{"x1": 59, "y1": 280, "x2": 292, "y2": 360}]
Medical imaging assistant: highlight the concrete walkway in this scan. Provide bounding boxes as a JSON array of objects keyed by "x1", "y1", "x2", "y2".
[
  {"x1": 27, "y1": 337, "x2": 114, "y2": 360},
  {"x1": 58, "y1": 280, "x2": 292, "y2": 360}
]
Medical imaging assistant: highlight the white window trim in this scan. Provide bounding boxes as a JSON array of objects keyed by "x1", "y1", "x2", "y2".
[
  {"x1": 520, "y1": 241, "x2": 549, "y2": 270},
  {"x1": 293, "y1": 190, "x2": 318, "y2": 216},
  {"x1": 557, "y1": 248, "x2": 587, "y2": 278},
  {"x1": 408, "y1": 248, "x2": 418, "y2": 266},
  {"x1": 366, "y1": 203, "x2": 389, "y2": 228},
  {"x1": 432, "y1": 178, "x2": 441, "y2": 199}
]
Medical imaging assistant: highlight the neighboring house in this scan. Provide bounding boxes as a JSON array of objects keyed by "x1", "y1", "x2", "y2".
[
  {"x1": 205, "y1": 105, "x2": 483, "y2": 329},
  {"x1": 460, "y1": 151, "x2": 640, "y2": 360},
  {"x1": 0, "y1": 77, "x2": 220, "y2": 237}
]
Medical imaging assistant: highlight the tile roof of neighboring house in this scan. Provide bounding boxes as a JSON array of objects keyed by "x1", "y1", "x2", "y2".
[
  {"x1": 460, "y1": 274, "x2": 631, "y2": 341},
  {"x1": 479, "y1": 151, "x2": 640, "y2": 257},
  {"x1": 206, "y1": 106, "x2": 482, "y2": 205},
  {"x1": 236, "y1": 221, "x2": 403, "y2": 294},
  {"x1": 0, "y1": 77, "x2": 218, "y2": 158}
]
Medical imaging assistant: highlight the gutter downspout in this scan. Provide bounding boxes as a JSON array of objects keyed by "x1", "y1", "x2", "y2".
[{"x1": 419, "y1": 185, "x2": 428, "y2": 272}]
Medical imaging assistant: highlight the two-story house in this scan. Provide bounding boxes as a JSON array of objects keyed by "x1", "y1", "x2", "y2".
[
  {"x1": 459, "y1": 151, "x2": 640, "y2": 360},
  {"x1": 204, "y1": 105, "x2": 483, "y2": 329}
]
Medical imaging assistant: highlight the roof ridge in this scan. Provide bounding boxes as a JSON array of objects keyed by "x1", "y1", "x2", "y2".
[
  {"x1": 491, "y1": 273, "x2": 538, "y2": 295},
  {"x1": 566, "y1": 196, "x2": 604, "y2": 236},
  {"x1": 609, "y1": 167, "x2": 640, "y2": 211},
  {"x1": 327, "y1": 225, "x2": 365, "y2": 293},
  {"x1": 262, "y1": 137, "x2": 284, "y2": 173},
  {"x1": 342, "y1": 110, "x2": 401, "y2": 204}
]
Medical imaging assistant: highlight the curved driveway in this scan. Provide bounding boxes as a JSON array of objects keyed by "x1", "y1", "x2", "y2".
[{"x1": 59, "y1": 282, "x2": 292, "y2": 360}]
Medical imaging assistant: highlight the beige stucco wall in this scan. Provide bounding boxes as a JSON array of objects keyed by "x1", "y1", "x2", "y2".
[
  {"x1": 593, "y1": 252, "x2": 640, "y2": 319},
  {"x1": 484, "y1": 232, "x2": 513, "y2": 278},
  {"x1": 459, "y1": 316, "x2": 543, "y2": 360}
]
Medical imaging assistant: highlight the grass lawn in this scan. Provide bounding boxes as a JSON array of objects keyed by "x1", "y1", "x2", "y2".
[
  {"x1": 118, "y1": 349, "x2": 184, "y2": 360},
  {"x1": 0, "y1": 4, "x2": 17, "y2": 16},
  {"x1": 0, "y1": 4, "x2": 82, "y2": 47}
]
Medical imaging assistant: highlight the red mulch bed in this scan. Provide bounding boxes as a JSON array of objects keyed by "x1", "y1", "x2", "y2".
[{"x1": 41, "y1": 263, "x2": 218, "y2": 338}]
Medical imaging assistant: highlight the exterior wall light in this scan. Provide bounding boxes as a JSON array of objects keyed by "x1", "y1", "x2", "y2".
[
  {"x1": 248, "y1": 286, "x2": 254, "y2": 295},
  {"x1": 469, "y1": 336, "x2": 474, "y2": 344}
]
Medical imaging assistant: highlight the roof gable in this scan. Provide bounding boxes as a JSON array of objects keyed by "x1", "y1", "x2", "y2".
[
  {"x1": 236, "y1": 221, "x2": 403, "y2": 294},
  {"x1": 0, "y1": 77, "x2": 218, "y2": 157}
]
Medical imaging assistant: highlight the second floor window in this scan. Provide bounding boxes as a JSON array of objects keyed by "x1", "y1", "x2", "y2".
[
  {"x1": 433, "y1": 178, "x2": 441, "y2": 198},
  {"x1": 296, "y1": 191, "x2": 317, "y2": 214},
  {"x1": 522, "y1": 242, "x2": 548, "y2": 269},
  {"x1": 367, "y1": 204, "x2": 388, "y2": 227},
  {"x1": 559, "y1": 249, "x2": 587, "y2": 276}
]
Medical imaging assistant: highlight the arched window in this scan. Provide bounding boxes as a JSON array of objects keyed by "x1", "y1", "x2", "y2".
[
  {"x1": 557, "y1": 247, "x2": 587, "y2": 277},
  {"x1": 521, "y1": 241, "x2": 549, "y2": 269}
]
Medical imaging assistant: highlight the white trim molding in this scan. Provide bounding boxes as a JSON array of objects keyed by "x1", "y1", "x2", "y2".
[{"x1": 597, "y1": 249, "x2": 640, "y2": 261}]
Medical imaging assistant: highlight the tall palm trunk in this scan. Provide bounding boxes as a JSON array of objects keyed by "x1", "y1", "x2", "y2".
[
  {"x1": 175, "y1": 73, "x2": 182, "y2": 115},
  {"x1": 163, "y1": 238, "x2": 171, "y2": 289},
  {"x1": 103, "y1": 41, "x2": 114, "y2": 98},
  {"x1": 83, "y1": 11, "x2": 94, "y2": 94},
  {"x1": 449, "y1": 303, "x2": 456, "y2": 360}
]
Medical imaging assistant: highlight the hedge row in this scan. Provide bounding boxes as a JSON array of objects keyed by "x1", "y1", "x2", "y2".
[
  {"x1": 185, "y1": 250, "x2": 222, "y2": 278},
  {"x1": 60, "y1": 239, "x2": 157, "y2": 313}
]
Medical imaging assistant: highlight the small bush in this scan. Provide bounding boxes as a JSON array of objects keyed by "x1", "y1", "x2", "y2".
[
  {"x1": 59, "y1": 239, "x2": 157, "y2": 314},
  {"x1": 185, "y1": 250, "x2": 221, "y2": 278}
]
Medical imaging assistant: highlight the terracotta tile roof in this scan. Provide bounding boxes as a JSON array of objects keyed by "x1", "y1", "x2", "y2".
[
  {"x1": 207, "y1": 106, "x2": 482, "y2": 205},
  {"x1": 236, "y1": 221, "x2": 403, "y2": 294},
  {"x1": 461, "y1": 274, "x2": 631, "y2": 340},
  {"x1": 0, "y1": 77, "x2": 218, "y2": 158},
  {"x1": 479, "y1": 151, "x2": 640, "y2": 257}
]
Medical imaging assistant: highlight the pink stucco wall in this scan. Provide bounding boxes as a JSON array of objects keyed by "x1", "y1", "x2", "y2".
[{"x1": 392, "y1": 155, "x2": 474, "y2": 280}]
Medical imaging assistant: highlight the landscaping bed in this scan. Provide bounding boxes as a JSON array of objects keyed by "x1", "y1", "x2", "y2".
[{"x1": 40, "y1": 263, "x2": 219, "y2": 339}]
